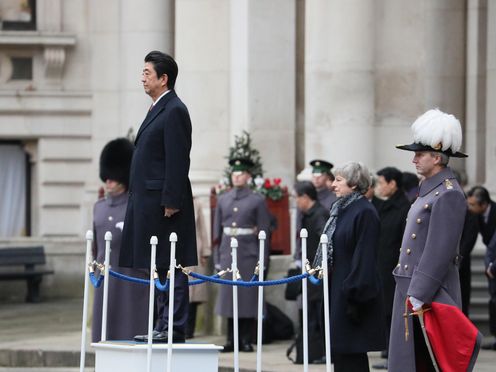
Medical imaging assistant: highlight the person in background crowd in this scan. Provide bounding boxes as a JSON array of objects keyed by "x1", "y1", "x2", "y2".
[
  {"x1": 365, "y1": 173, "x2": 379, "y2": 203},
  {"x1": 389, "y1": 109, "x2": 473, "y2": 371},
  {"x1": 371, "y1": 167, "x2": 410, "y2": 370},
  {"x1": 313, "y1": 161, "x2": 384, "y2": 372},
  {"x1": 401, "y1": 172, "x2": 419, "y2": 203},
  {"x1": 293, "y1": 181, "x2": 329, "y2": 363},
  {"x1": 213, "y1": 158, "x2": 271, "y2": 352},
  {"x1": 92, "y1": 138, "x2": 149, "y2": 342},
  {"x1": 310, "y1": 159, "x2": 337, "y2": 210},
  {"x1": 467, "y1": 186, "x2": 496, "y2": 350},
  {"x1": 185, "y1": 197, "x2": 211, "y2": 339},
  {"x1": 452, "y1": 171, "x2": 479, "y2": 316}
]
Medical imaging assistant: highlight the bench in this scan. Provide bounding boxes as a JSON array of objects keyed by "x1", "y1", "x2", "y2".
[{"x1": 0, "y1": 246, "x2": 54, "y2": 303}]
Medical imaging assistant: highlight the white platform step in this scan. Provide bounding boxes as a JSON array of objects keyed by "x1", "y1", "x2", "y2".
[{"x1": 92, "y1": 341, "x2": 222, "y2": 372}]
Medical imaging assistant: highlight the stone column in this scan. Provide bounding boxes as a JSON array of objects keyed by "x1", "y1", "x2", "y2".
[
  {"x1": 465, "y1": 0, "x2": 487, "y2": 185},
  {"x1": 485, "y1": 1, "x2": 496, "y2": 191},
  {"x1": 305, "y1": 0, "x2": 375, "y2": 169}
]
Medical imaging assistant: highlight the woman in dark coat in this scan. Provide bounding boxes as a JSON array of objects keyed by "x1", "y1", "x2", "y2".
[{"x1": 313, "y1": 161, "x2": 385, "y2": 372}]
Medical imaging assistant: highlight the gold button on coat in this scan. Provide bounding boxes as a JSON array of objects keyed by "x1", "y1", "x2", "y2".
[
  {"x1": 404, "y1": 265, "x2": 409, "y2": 270},
  {"x1": 232, "y1": 222, "x2": 237, "y2": 227},
  {"x1": 411, "y1": 233, "x2": 416, "y2": 239},
  {"x1": 406, "y1": 249, "x2": 411, "y2": 255},
  {"x1": 233, "y1": 207, "x2": 238, "y2": 212},
  {"x1": 416, "y1": 218, "x2": 422, "y2": 224},
  {"x1": 424, "y1": 204, "x2": 430, "y2": 210},
  {"x1": 435, "y1": 191, "x2": 439, "y2": 196}
]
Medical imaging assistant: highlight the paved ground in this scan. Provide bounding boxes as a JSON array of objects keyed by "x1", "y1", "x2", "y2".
[{"x1": 0, "y1": 298, "x2": 495, "y2": 371}]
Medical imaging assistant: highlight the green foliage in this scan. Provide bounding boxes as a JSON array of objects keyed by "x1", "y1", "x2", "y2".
[{"x1": 223, "y1": 131, "x2": 264, "y2": 183}]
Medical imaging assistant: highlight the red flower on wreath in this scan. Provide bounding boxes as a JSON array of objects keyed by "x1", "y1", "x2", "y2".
[{"x1": 264, "y1": 178, "x2": 271, "y2": 188}]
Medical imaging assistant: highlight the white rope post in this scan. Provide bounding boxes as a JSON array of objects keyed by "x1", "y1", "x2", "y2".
[
  {"x1": 300, "y1": 228, "x2": 309, "y2": 372},
  {"x1": 79, "y1": 230, "x2": 93, "y2": 372},
  {"x1": 166, "y1": 232, "x2": 178, "y2": 372},
  {"x1": 256, "y1": 230, "x2": 266, "y2": 372},
  {"x1": 320, "y1": 234, "x2": 332, "y2": 372},
  {"x1": 100, "y1": 231, "x2": 112, "y2": 342},
  {"x1": 231, "y1": 237, "x2": 239, "y2": 372},
  {"x1": 146, "y1": 236, "x2": 158, "y2": 372}
]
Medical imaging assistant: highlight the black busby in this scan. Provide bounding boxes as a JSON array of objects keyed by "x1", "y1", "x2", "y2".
[{"x1": 99, "y1": 138, "x2": 134, "y2": 188}]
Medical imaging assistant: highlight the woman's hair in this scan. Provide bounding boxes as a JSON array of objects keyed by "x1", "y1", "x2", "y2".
[{"x1": 334, "y1": 161, "x2": 371, "y2": 194}]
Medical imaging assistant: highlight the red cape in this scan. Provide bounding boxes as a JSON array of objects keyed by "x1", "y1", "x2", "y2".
[{"x1": 424, "y1": 302, "x2": 481, "y2": 372}]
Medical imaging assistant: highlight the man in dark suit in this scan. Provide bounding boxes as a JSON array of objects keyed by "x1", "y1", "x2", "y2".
[
  {"x1": 120, "y1": 51, "x2": 197, "y2": 343},
  {"x1": 467, "y1": 186, "x2": 496, "y2": 350}
]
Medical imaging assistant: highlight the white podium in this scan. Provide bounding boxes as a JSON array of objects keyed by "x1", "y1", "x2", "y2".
[{"x1": 92, "y1": 341, "x2": 222, "y2": 372}]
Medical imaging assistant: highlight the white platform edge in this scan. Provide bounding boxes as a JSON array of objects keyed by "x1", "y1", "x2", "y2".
[{"x1": 92, "y1": 341, "x2": 224, "y2": 351}]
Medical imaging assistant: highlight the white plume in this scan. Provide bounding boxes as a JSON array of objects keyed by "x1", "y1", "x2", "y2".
[{"x1": 411, "y1": 108, "x2": 462, "y2": 153}]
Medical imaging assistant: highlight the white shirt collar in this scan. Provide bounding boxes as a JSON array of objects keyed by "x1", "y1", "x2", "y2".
[{"x1": 152, "y1": 89, "x2": 170, "y2": 107}]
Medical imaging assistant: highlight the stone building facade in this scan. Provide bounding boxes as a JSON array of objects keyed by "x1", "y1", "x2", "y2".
[{"x1": 0, "y1": 0, "x2": 495, "y2": 305}]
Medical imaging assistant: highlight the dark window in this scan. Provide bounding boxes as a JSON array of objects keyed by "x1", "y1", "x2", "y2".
[
  {"x1": 10, "y1": 57, "x2": 32, "y2": 80},
  {"x1": 1, "y1": 0, "x2": 36, "y2": 31}
]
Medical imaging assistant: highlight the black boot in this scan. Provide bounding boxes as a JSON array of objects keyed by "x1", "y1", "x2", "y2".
[
  {"x1": 221, "y1": 318, "x2": 234, "y2": 353},
  {"x1": 240, "y1": 318, "x2": 254, "y2": 352}
]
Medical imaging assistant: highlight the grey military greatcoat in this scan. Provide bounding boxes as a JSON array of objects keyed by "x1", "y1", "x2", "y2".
[
  {"x1": 92, "y1": 193, "x2": 149, "y2": 342},
  {"x1": 388, "y1": 167, "x2": 467, "y2": 372},
  {"x1": 213, "y1": 187, "x2": 271, "y2": 318}
]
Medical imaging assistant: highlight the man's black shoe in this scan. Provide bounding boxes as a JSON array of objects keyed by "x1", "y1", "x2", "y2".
[
  {"x1": 481, "y1": 342, "x2": 496, "y2": 350},
  {"x1": 134, "y1": 330, "x2": 185, "y2": 343},
  {"x1": 372, "y1": 361, "x2": 388, "y2": 369},
  {"x1": 221, "y1": 341, "x2": 234, "y2": 353},
  {"x1": 311, "y1": 356, "x2": 326, "y2": 364},
  {"x1": 240, "y1": 342, "x2": 254, "y2": 352},
  {"x1": 134, "y1": 330, "x2": 160, "y2": 342}
]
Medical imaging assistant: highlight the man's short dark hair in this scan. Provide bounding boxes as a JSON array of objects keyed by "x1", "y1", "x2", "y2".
[
  {"x1": 402, "y1": 172, "x2": 419, "y2": 192},
  {"x1": 467, "y1": 186, "x2": 492, "y2": 205},
  {"x1": 144, "y1": 51, "x2": 178, "y2": 89},
  {"x1": 377, "y1": 167, "x2": 403, "y2": 189},
  {"x1": 294, "y1": 181, "x2": 317, "y2": 201}
]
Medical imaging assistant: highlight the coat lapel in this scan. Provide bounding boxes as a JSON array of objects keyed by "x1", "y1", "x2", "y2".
[{"x1": 135, "y1": 90, "x2": 177, "y2": 144}]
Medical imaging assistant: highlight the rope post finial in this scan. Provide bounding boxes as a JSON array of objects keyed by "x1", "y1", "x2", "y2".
[
  {"x1": 231, "y1": 237, "x2": 238, "y2": 248},
  {"x1": 85, "y1": 230, "x2": 94, "y2": 241},
  {"x1": 169, "y1": 232, "x2": 178, "y2": 242},
  {"x1": 320, "y1": 233, "x2": 328, "y2": 244},
  {"x1": 300, "y1": 228, "x2": 308, "y2": 238},
  {"x1": 258, "y1": 230, "x2": 266, "y2": 240},
  {"x1": 104, "y1": 231, "x2": 112, "y2": 241},
  {"x1": 150, "y1": 236, "x2": 158, "y2": 245}
]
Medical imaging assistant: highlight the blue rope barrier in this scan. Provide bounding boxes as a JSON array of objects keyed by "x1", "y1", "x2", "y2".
[
  {"x1": 308, "y1": 275, "x2": 321, "y2": 286},
  {"x1": 154, "y1": 278, "x2": 169, "y2": 292},
  {"x1": 250, "y1": 274, "x2": 258, "y2": 282},
  {"x1": 188, "y1": 271, "x2": 311, "y2": 287},
  {"x1": 109, "y1": 270, "x2": 150, "y2": 285},
  {"x1": 89, "y1": 272, "x2": 104, "y2": 288},
  {"x1": 189, "y1": 273, "x2": 221, "y2": 286}
]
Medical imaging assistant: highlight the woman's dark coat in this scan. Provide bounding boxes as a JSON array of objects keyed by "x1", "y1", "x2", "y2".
[{"x1": 327, "y1": 197, "x2": 385, "y2": 354}]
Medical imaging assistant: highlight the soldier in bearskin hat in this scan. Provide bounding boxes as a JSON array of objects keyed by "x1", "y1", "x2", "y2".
[{"x1": 92, "y1": 137, "x2": 149, "y2": 342}]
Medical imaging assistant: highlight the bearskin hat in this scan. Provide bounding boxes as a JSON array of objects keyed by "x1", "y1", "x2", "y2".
[{"x1": 99, "y1": 138, "x2": 134, "y2": 188}]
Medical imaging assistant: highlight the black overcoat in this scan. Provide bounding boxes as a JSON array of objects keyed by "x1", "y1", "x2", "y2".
[
  {"x1": 327, "y1": 197, "x2": 385, "y2": 354},
  {"x1": 120, "y1": 90, "x2": 197, "y2": 269},
  {"x1": 373, "y1": 190, "x2": 410, "y2": 316}
]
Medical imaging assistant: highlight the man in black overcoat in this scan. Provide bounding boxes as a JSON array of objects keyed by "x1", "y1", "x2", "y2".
[
  {"x1": 120, "y1": 51, "x2": 197, "y2": 343},
  {"x1": 371, "y1": 167, "x2": 410, "y2": 369},
  {"x1": 467, "y1": 186, "x2": 496, "y2": 350}
]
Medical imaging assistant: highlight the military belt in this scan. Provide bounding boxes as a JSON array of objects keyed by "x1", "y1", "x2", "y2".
[{"x1": 223, "y1": 227, "x2": 256, "y2": 236}]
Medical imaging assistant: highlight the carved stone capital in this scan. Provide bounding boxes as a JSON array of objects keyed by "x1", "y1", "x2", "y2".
[{"x1": 43, "y1": 47, "x2": 65, "y2": 80}]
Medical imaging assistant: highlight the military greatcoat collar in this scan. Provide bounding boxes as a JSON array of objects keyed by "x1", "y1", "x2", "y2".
[
  {"x1": 233, "y1": 186, "x2": 251, "y2": 200},
  {"x1": 418, "y1": 167, "x2": 456, "y2": 197},
  {"x1": 105, "y1": 191, "x2": 128, "y2": 207}
]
